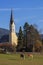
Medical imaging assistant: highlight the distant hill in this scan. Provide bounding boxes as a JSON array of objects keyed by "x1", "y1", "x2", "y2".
[
  {"x1": 0, "y1": 28, "x2": 9, "y2": 39},
  {"x1": 0, "y1": 28, "x2": 9, "y2": 43}
]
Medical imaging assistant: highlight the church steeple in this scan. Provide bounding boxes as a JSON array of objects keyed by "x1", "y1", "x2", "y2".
[
  {"x1": 9, "y1": 10, "x2": 18, "y2": 46},
  {"x1": 10, "y1": 10, "x2": 14, "y2": 24}
]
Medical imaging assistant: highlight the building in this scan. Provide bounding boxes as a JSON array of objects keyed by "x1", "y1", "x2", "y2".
[
  {"x1": 0, "y1": 10, "x2": 18, "y2": 52},
  {"x1": 9, "y1": 10, "x2": 18, "y2": 46}
]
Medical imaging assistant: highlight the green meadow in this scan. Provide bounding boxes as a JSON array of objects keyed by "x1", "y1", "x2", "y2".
[{"x1": 0, "y1": 53, "x2": 43, "y2": 65}]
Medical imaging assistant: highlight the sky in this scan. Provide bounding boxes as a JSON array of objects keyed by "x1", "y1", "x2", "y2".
[{"x1": 0, "y1": 0, "x2": 43, "y2": 33}]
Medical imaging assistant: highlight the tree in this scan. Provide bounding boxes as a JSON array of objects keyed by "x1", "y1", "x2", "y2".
[
  {"x1": 24, "y1": 24, "x2": 41, "y2": 52},
  {"x1": 28, "y1": 25, "x2": 41, "y2": 52},
  {"x1": 17, "y1": 26, "x2": 23, "y2": 51},
  {"x1": 34, "y1": 40, "x2": 42, "y2": 52},
  {"x1": 17, "y1": 22, "x2": 42, "y2": 52},
  {"x1": 23, "y1": 22, "x2": 29, "y2": 51}
]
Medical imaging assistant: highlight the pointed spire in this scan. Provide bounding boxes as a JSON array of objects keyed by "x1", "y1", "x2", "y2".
[{"x1": 10, "y1": 9, "x2": 14, "y2": 24}]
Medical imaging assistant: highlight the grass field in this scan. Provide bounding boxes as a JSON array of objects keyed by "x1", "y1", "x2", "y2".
[{"x1": 0, "y1": 53, "x2": 43, "y2": 65}]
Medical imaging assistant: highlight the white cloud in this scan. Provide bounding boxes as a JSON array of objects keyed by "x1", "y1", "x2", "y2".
[
  {"x1": 0, "y1": 7, "x2": 43, "y2": 11},
  {"x1": 0, "y1": 8, "x2": 11, "y2": 11},
  {"x1": 14, "y1": 7, "x2": 43, "y2": 10}
]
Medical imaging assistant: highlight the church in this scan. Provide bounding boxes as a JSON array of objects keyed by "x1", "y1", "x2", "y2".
[
  {"x1": 0, "y1": 10, "x2": 18, "y2": 52},
  {"x1": 9, "y1": 10, "x2": 18, "y2": 46}
]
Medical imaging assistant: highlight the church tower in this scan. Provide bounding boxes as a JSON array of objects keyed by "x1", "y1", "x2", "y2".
[{"x1": 9, "y1": 10, "x2": 18, "y2": 46}]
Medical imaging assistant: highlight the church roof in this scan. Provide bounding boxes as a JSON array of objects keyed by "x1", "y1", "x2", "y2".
[{"x1": 10, "y1": 10, "x2": 14, "y2": 24}]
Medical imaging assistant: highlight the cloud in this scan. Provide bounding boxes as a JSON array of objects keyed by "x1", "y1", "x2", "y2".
[
  {"x1": 0, "y1": 7, "x2": 43, "y2": 11},
  {"x1": 0, "y1": 8, "x2": 11, "y2": 11},
  {"x1": 0, "y1": 8, "x2": 23, "y2": 11},
  {"x1": 13, "y1": 7, "x2": 43, "y2": 10}
]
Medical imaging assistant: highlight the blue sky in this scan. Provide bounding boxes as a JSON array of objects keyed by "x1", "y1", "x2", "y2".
[{"x1": 0, "y1": 0, "x2": 43, "y2": 33}]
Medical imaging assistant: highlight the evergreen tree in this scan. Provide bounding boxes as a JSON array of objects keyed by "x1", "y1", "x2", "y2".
[
  {"x1": 23, "y1": 22, "x2": 29, "y2": 51},
  {"x1": 17, "y1": 26, "x2": 23, "y2": 51}
]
